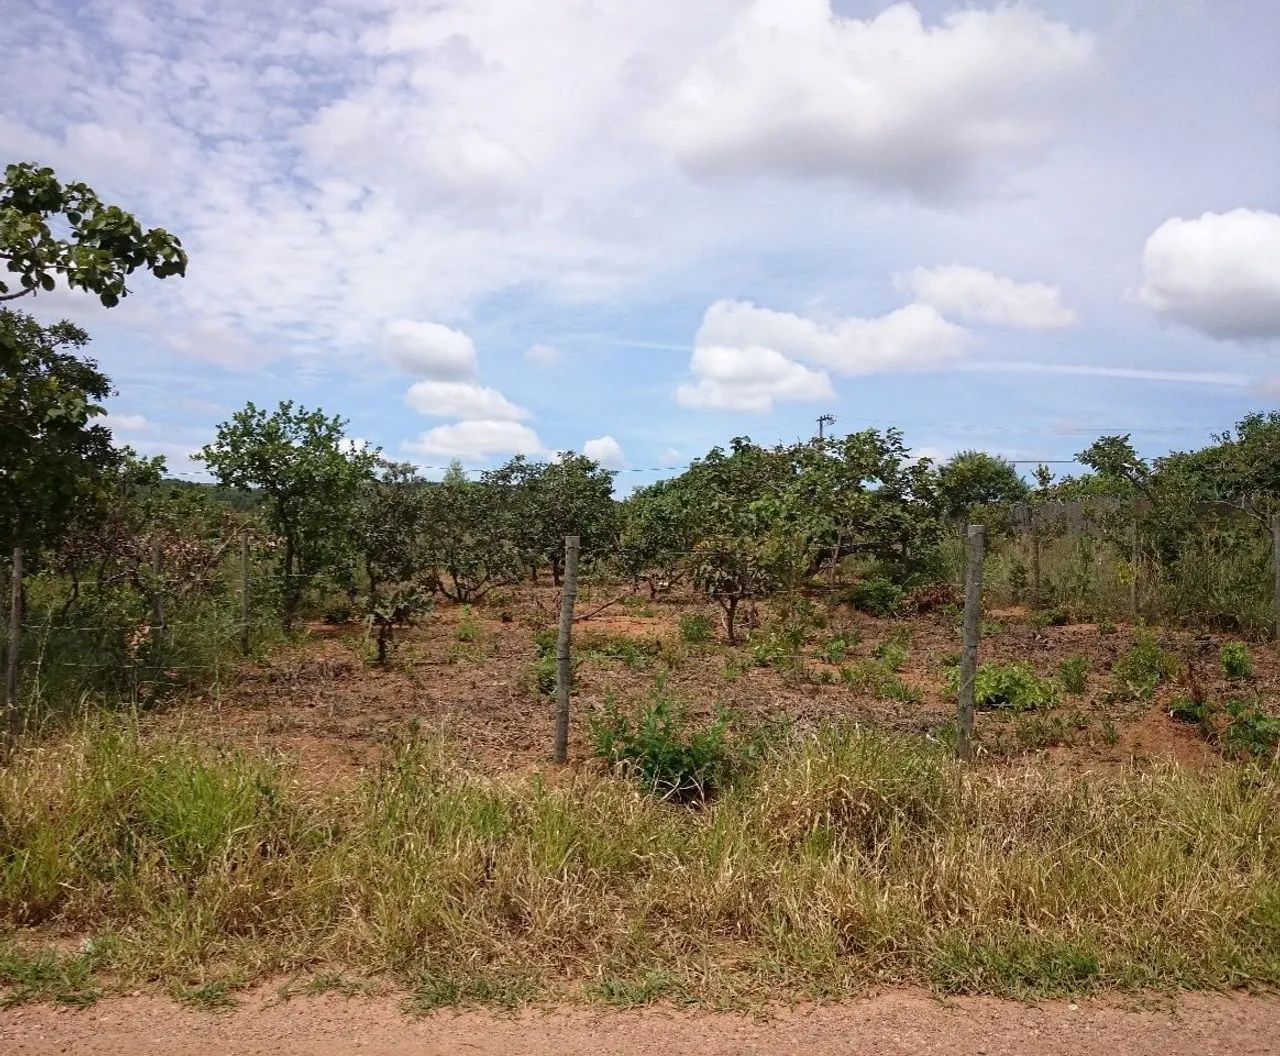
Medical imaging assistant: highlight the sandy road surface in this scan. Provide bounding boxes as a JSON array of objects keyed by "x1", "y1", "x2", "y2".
[{"x1": 2, "y1": 990, "x2": 1278, "y2": 1056}]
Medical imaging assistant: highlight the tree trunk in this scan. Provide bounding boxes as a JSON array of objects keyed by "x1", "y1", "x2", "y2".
[
  {"x1": 283, "y1": 535, "x2": 298, "y2": 631},
  {"x1": 723, "y1": 596, "x2": 740, "y2": 645}
]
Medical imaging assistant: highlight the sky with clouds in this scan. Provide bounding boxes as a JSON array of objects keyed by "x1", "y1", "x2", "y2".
[{"x1": 3, "y1": 0, "x2": 1279, "y2": 486}]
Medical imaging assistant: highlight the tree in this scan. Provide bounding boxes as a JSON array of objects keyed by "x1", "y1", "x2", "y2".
[
  {"x1": 482, "y1": 453, "x2": 617, "y2": 583},
  {"x1": 0, "y1": 309, "x2": 121, "y2": 556},
  {"x1": 356, "y1": 461, "x2": 431, "y2": 601},
  {"x1": 198, "y1": 402, "x2": 380, "y2": 627},
  {"x1": 935, "y1": 450, "x2": 1029, "y2": 520},
  {"x1": 1, "y1": 162, "x2": 187, "y2": 306},
  {"x1": 420, "y1": 463, "x2": 524, "y2": 602}
]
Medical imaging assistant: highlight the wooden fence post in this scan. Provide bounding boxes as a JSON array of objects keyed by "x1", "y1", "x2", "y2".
[
  {"x1": 150, "y1": 537, "x2": 165, "y2": 633},
  {"x1": 956, "y1": 525, "x2": 985, "y2": 761},
  {"x1": 1029, "y1": 507, "x2": 1041, "y2": 608},
  {"x1": 1129, "y1": 507, "x2": 1140, "y2": 620},
  {"x1": 5, "y1": 547, "x2": 23, "y2": 740},
  {"x1": 1271, "y1": 514, "x2": 1280, "y2": 645},
  {"x1": 553, "y1": 535, "x2": 580, "y2": 764},
  {"x1": 240, "y1": 534, "x2": 252, "y2": 654}
]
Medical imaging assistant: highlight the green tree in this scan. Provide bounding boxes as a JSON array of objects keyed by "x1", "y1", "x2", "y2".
[
  {"x1": 420, "y1": 463, "x2": 524, "y2": 602},
  {"x1": 935, "y1": 450, "x2": 1029, "y2": 520},
  {"x1": 356, "y1": 461, "x2": 431, "y2": 601},
  {"x1": 1, "y1": 162, "x2": 187, "y2": 306},
  {"x1": 0, "y1": 309, "x2": 121, "y2": 556},
  {"x1": 198, "y1": 402, "x2": 380, "y2": 626}
]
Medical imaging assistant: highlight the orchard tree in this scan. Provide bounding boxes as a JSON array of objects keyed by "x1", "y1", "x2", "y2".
[
  {"x1": 356, "y1": 461, "x2": 431, "y2": 600},
  {"x1": 1, "y1": 162, "x2": 187, "y2": 306},
  {"x1": 420, "y1": 463, "x2": 524, "y2": 601},
  {"x1": 199, "y1": 402, "x2": 380, "y2": 627},
  {"x1": 935, "y1": 450, "x2": 1029, "y2": 521},
  {"x1": 0, "y1": 309, "x2": 121, "y2": 556}
]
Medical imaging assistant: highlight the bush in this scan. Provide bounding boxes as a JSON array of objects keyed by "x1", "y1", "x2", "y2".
[
  {"x1": 678, "y1": 613, "x2": 714, "y2": 646},
  {"x1": 820, "y1": 633, "x2": 854, "y2": 664},
  {"x1": 1220, "y1": 642, "x2": 1254, "y2": 681},
  {"x1": 844, "y1": 577, "x2": 904, "y2": 618},
  {"x1": 1222, "y1": 699, "x2": 1280, "y2": 760},
  {"x1": 1111, "y1": 632, "x2": 1179, "y2": 700},
  {"x1": 588, "y1": 688, "x2": 731, "y2": 802},
  {"x1": 1058, "y1": 657, "x2": 1091, "y2": 695},
  {"x1": 872, "y1": 639, "x2": 909, "y2": 672},
  {"x1": 840, "y1": 660, "x2": 922, "y2": 704},
  {"x1": 952, "y1": 661, "x2": 1060, "y2": 712}
]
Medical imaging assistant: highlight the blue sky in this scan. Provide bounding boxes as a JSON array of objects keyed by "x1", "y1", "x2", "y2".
[{"x1": 3, "y1": 0, "x2": 1279, "y2": 488}]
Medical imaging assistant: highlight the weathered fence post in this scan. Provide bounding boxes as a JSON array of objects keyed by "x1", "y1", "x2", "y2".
[
  {"x1": 1129, "y1": 506, "x2": 1140, "y2": 620},
  {"x1": 240, "y1": 534, "x2": 252, "y2": 654},
  {"x1": 553, "y1": 535, "x2": 580, "y2": 764},
  {"x1": 1029, "y1": 507, "x2": 1041, "y2": 608},
  {"x1": 956, "y1": 525, "x2": 985, "y2": 761},
  {"x1": 5, "y1": 547, "x2": 23, "y2": 739},
  {"x1": 1271, "y1": 514, "x2": 1280, "y2": 644},
  {"x1": 150, "y1": 536, "x2": 165, "y2": 633}
]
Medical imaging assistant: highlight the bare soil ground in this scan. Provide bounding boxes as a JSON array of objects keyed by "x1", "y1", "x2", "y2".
[
  {"x1": 3, "y1": 989, "x2": 1278, "y2": 1055},
  {"x1": 156, "y1": 583, "x2": 1258, "y2": 787}
]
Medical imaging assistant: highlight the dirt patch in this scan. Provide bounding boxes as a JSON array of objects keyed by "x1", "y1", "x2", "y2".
[
  {"x1": 2, "y1": 989, "x2": 1277, "y2": 1056},
  {"x1": 153, "y1": 586, "x2": 1270, "y2": 785}
]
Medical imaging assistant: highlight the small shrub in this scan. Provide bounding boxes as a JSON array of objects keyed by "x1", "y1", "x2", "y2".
[
  {"x1": 1169, "y1": 695, "x2": 1210, "y2": 727},
  {"x1": 872, "y1": 639, "x2": 909, "y2": 672},
  {"x1": 588, "y1": 688, "x2": 731, "y2": 801},
  {"x1": 1111, "y1": 632, "x2": 1179, "y2": 700},
  {"x1": 1222, "y1": 700, "x2": 1280, "y2": 760},
  {"x1": 1058, "y1": 657, "x2": 1091, "y2": 695},
  {"x1": 580, "y1": 631, "x2": 661, "y2": 669},
  {"x1": 1028, "y1": 607, "x2": 1071, "y2": 631},
  {"x1": 679, "y1": 613, "x2": 714, "y2": 646},
  {"x1": 844, "y1": 577, "x2": 904, "y2": 618},
  {"x1": 1220, "y1": 642, "x2": 1254, "y2": 681},
  {"x1": 530, "y1": 652, "x2": 558, "y2": 696},
  {"x1": 840, "y1": 660, "x2": 922, "y2": 704},
  {"x1": 820, "y1": 634, "x2": 853, "y2": 664},
  {"x1": 455, "y1": 606, "x2": 481, "y2": 643},
  {"x1": 952, "y1": 661, "x2": 1060, "y2": 712}
]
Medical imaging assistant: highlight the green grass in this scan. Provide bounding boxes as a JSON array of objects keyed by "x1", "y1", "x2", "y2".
[{"x1": 6, "y1": 719, "x2": 1280, "y2": 1007}]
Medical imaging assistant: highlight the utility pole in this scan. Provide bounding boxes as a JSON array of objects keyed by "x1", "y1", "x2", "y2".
[{"x1": 817, "y1": 414, "x2": 836, "y2": 441}]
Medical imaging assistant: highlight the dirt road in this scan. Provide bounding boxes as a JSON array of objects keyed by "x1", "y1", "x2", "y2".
[{"x1": 2, "y1": 990, "x2": 1277, "y2": 1056}]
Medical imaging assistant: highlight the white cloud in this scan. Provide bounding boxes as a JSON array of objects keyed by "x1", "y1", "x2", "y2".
[
  {"x1": 525, "y1": 343, "x2": 562, "y2": 367},
  {"x1": 405, "y1": 380, "x2": 531, "y2": 421},
  {"x1": 1138, "y1": 209, "x2": 1280, "y2": 340},
  {"x1": 677, "y1": 344, "x2": 835, "y2": 412},
  {"x1": 102, "y1": 413, "x2": 149, "y2": 431},
  {"x1": 660, "y1": 447, "x2": 682, "y2": 466},
  {"x1": 657, "y1": 0, "x2": 1093, "y2": 200},
  {"x1": 405, "y1": 420, "x2": 544, "y2": 460},
  {"x1": 964, "y1": 361, "x2": 1248, "y2": 388},
  {"x1": 896, "y1": 265, "x2": 1076, "y2": 329},
  {"x1": 583, "y1": 435, "x2": 625, "y2": 468},
  {"x1": 384, "y1": 320, "x2": 478, "y2": 378},
  {"x1": 696, "y1": 299, "x2": 969, "y2": 376}
]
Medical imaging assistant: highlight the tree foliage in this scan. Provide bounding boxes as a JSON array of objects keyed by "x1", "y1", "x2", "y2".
[
  {"x1": 0, "y1": 309, "x2": 120, "y2": 555},
  {"x1": 1, "y1": 162, "x2": 187, "y2": 306},
  {"x1": 198, "y1": 402, "x2": 380, "y2": 624},
  {"x1": 935, "y1": 450, "x2": 1029, "y2": 520}
]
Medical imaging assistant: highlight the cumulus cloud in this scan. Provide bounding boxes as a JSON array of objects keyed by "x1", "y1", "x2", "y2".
[
  {"x1": 405, "y1": 381, "x2": 530, "y2": 421},
  {"x1": 677, "y1": 344, "x2": 835, "y2": 412},
  {"x1": 583, "y1": 435, "x2": 625, "y2": 468},
  {"x1": 405, "y1": 420, "x2": 544, "y2": 460},
  {"x1": 525, "y1": 343, "x2": 562, "y2": 366},
  {"x1": 697, "y1": 299, "x2": 969, "y2": 376},
  {"x1": 658, "y1": 0, "x2": 1093, "y2": 200},
  {"x1": 896, "y1": 265, "x2": 1076, "y2": 329},
  {"x1": 1138, "y1": 209, "x2": 1280, "y2": 340},
  {"x1": 384, "y1": 319, "x2": 478, "y2": 378}
]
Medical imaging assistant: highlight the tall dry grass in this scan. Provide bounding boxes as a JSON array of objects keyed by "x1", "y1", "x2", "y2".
[{"x1": 2, "y1": 720, "x2": 1279, "y2": 1006}]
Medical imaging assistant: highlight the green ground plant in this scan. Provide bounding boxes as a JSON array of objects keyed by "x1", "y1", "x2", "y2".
[
  {"x1": 6, "y1": 720, "x2": 1280, "y2": 1006},
  {"x1": 1220, "y1": 642, "x2": 1254, "y2": 681}
]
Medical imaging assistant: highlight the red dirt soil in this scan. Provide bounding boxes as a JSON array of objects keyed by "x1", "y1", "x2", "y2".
[{"x1": 2, "y1": 990, "x2": 1277, "y2": 1055}]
